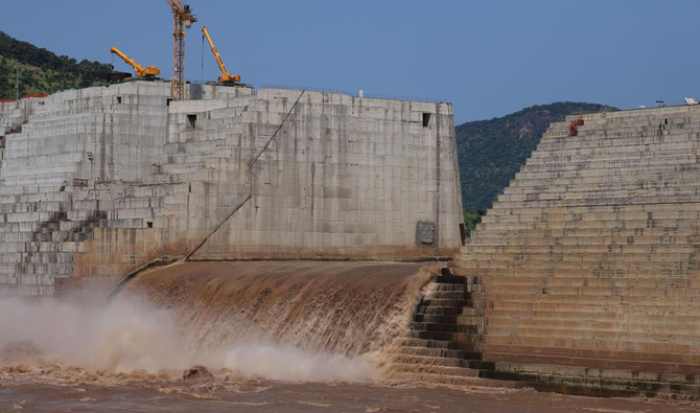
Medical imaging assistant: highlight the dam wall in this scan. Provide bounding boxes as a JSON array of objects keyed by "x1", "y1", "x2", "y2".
[
  {"x1": 454, "y1": 105, "x2": 700, "y2": 392},
  {"x1": 0, "y1": 81, "x2": 463, "y2": 295}
]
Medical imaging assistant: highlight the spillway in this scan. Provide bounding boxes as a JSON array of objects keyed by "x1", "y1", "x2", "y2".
[{"x1": 127, "y1": 261, "x2": 429, "y2": 357}]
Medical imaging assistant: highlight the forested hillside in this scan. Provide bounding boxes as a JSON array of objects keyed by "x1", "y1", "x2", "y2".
[
  {"x1": 456, "y1": 102, "x2": 618, "y2": 213},
  {"x1": 0, "y1": 31, "x2": 116, "y2": 99}
]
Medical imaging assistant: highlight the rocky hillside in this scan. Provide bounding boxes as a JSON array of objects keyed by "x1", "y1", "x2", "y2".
[
  {"x1": 0, "y1": 31, "x2": 117, "y2": 99},
  {"x1": 456, "y1": 102, "x2": 618, "y2": 213}
]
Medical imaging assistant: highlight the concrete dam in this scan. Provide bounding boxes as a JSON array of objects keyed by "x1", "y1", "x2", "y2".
[
  {"x1": 3, "y1": 79, "x2": 700, "y2": 398},
  {"x1": 455, "y1": 106, "x2": 700, "y2": 395},
  {"x1": 0, "y1": 81, "x2": 468, "y2": 388},
  {"x1": 0, "y1": 81, "x2": 463, "y2": 295}
]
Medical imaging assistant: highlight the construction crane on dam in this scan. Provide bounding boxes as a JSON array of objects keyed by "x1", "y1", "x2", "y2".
[
  {"x1": 109, "y1": 47, "x2": 161, "y2": 79},
  {"x1": 201, "y1": 25, "x2": 241, "y2": 86},
  {"x1": 167, "y1": 0, "x2": 197, "y2": 100}
]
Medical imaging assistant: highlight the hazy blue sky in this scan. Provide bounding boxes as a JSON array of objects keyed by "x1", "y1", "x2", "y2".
[{"x1": 3, "y1": 1, "x2": 700, "y2": 122}]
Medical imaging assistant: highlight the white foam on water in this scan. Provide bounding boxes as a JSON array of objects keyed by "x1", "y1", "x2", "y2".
[
  {"x1": 222, "y1": 342, "x2": 376, "y2": 382},
  {"x1": 0, "y1": 294, "x2": 377, "y2": 382}
]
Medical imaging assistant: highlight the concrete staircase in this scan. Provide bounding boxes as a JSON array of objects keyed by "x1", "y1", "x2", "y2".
[
  {"x1": 453, "y1": 106, "x2": 700, "y2": 396},
  {"x1": 388, "y1": 273, "x2": 518, "y2": 389},
  {"x1": 0, "y1": 176, "x2": 176, "y2": 295},
  {"x1": 0, "y1": 182, "x2": 114, "y2": 295}
]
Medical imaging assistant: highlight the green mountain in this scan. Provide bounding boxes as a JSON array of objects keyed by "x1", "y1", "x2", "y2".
[
  {"x1": 456, "y1": 102, "x2": 618, "y2": 216},
  {"x1": 0, "y1": 31, "x2": 117, "y2": 99}
]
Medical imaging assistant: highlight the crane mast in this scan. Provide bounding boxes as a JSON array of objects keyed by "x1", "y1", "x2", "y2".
[
  {"x1": 201, "y1": 26, "x2": 241, "y2": 85},
  {"x1": 110, "y1": 47, "x2": 160, "y2": 79},
  {"x1": 167, "y1": 0, "x2": 196, "y2": 100}
]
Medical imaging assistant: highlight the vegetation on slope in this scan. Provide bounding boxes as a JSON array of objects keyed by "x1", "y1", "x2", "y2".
[
  {"x1": 456, "y1": 102, "x2": 618, "y2": 213},
  {"x1": 0, "y1": 31, "x2": 116, "y2": 99}
]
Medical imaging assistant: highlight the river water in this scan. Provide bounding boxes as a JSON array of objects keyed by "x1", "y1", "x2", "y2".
[
  {"x1": 1, "y1": 378, "x2": 697, "y2": 412},
  {"x1": 0, "y1": 261, "x2": 696, "y2": 411}
]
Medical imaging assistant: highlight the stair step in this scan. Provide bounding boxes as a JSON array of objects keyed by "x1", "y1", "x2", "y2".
[
  {"x1": 409, "y1": 321, "x2": 471, "y2": 333},
  {"x1": 422, "y1": 298, "x2": 467, "y2": 307},
  {"x1": 388, "y1": 363, "x2": 479, "y2": 378},
  {"x1": 407, "y1": 330, "x2": 458, "y2": 341},
  {"x1": 465, "y1": 360, "x2": 495, "y2": 370},
  {"x1": 428, "y1": 291, "x2": 466, "y2": 300},
  {"x1": 395, "y1": 338, "x2": 454, "y2": 349},
  {"x1": 392, "y1": 354, "x2": 467, "y2": 368},
  {"x1": 421, "y1": 306, "x2": 464, "y2": 316},
  {"x1": 390, "y1": 372, "x2": 521, "y2": 389},
  {"x1": 393, "y1": 348, "x2": 491, "y2": 368},
  {"x1": 432, "y1": 275, "x2": 466, "y2": 284},
  {"x1": 413, "y1": 314, "x2": 458, "y2": 324},
  {"x1": 396, "y1": 346, "x2": 465, "y2": 358},
  {"x1": 433, "y1": 283, "x2": 467, "y2": 292},
  {"x1": 409, "y1": 322, "x2": 476, "y2": 333}
]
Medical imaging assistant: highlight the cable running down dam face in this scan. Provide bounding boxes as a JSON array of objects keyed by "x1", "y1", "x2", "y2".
[
  {"x1": 0, "y1": 81, "x2": 463, "y2": 295},
  {"x1": 0, "y1": 82, "x2": 463, "y2": 393}
]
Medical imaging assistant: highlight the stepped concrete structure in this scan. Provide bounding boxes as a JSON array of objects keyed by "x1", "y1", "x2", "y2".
[
  {"x1": 454, "y1": 106, "x2": 700, "y2": 395},
  {"x1": 388, "y1": 273, "x2": 516, "y2": 388},
  {"x1": 0, "y1": 81, "x2": 464, "y2": 295}
]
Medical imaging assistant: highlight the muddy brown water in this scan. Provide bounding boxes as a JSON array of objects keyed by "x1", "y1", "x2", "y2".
[
  {"x1": 1, "y1": 380, "x2": 698, "y2": 413},
  {"x1": 1, "y1": 261, "x2": 696, "y2": 411},
  {"x1": 126, "y1": 260, "x2": 430, "y2": 357}
]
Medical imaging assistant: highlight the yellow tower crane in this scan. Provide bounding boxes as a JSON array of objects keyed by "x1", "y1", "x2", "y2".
[
  {"x1": 109, "y1": 47, "x2": 161, "y2": 79},
  {"x1": 201, "y1": 26, "x2": 241, "y2": 85},
  {"x1": 166, "y1": 0, "x2": 197, "y2": 100}
]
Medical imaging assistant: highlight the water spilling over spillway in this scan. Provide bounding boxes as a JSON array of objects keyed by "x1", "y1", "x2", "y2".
[
  {"x1": 0, "y1": 81, "x2": 458, "y2": 388},
  {"x1": 0, "y1": 261, "x2": 431, "y2": 383},
  {"x1": 129, "y1": 261, "x2": 428, "y2": 357}
]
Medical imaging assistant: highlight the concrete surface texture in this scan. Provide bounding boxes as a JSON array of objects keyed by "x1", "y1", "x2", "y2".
[
  {"x1": 0, "y1": 81, "x2": 463, "y2": 295},
  {"x1": 454, "y1": 105, "x2": 700, "y2": 393}
]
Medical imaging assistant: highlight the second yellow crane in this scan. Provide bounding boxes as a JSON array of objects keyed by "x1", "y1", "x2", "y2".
[
  {"x1": 201, "y1": 26, "x2": 241, "y2": 86},
  {"x1": 110, "y1": 47, "x2": 161, "y2": 79}
]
